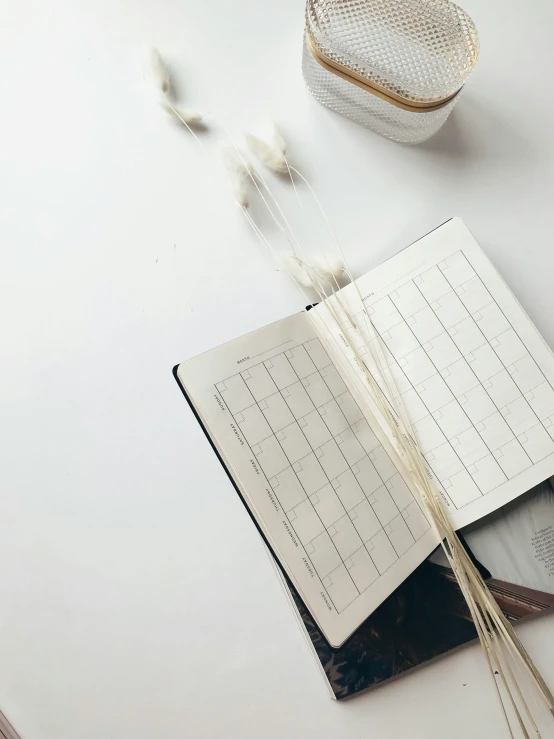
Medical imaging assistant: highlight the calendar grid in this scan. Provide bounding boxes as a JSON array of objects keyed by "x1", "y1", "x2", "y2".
[
  {"x1": 355, "y1": 250, "x2": 554, "y2": 510},
  {"x1": 216, "y1": 338, "x2": 430, "y2": 614}
]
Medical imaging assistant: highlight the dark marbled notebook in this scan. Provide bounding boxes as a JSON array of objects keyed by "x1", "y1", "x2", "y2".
[{"x1": 280, "y1": 480, "x2": 554, "y2": 699}]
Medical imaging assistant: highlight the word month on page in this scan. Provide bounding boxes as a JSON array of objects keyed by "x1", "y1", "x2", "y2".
[{"x1": 216, "y1": 339, "x2": 429, "y2": 613}]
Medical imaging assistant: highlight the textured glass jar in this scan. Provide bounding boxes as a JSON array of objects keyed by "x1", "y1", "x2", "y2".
[{"x1": 303, "y1": 0, "x2": 479, "y2": 144}]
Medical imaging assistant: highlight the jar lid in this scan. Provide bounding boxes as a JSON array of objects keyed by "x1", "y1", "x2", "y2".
[{"x1": 306, "y1": 0, "x2": 479, "y2": 107}]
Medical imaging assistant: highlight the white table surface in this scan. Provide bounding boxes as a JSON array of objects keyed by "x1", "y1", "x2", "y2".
[{"x1": 2, "y1": 0, "x2": 554, "y2": 737}]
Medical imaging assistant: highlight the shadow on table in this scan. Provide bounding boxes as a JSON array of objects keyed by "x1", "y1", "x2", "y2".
[{"x1": 417, "y1": 94, "x2": 537, "y2": 171}]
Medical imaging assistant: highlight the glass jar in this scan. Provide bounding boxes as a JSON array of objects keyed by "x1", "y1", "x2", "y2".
[{"x1": 302, "y1": 0, "x2": 479, "y2": 144}]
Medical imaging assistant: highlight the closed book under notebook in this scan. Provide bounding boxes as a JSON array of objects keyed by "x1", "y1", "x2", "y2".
[
  {"x1": 274, "y1": 479, "x2": 554, "y2": 700},
  {"x1": 174, "y1": 218, "x2": 554, "y2": 648}
]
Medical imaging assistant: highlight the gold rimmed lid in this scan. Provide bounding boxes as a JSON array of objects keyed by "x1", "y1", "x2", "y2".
[
  {"x1": 306, "y1": 32, "x2": 461, "y2": 114},
  {"x1": 305, "y1": 0, "x2": 479, "y2": 114}
]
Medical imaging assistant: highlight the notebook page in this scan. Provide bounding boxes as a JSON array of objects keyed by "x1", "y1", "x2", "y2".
[
  {"x1": 177, "y1": 311, "x2": 436, "y2": 647},
  {"x1": 312, "y1": 218, "x2": 554, "y2": 530}
]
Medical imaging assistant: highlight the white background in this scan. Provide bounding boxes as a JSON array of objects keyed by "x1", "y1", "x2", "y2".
[{"x1": 1, "y1": 0, "x2": 554, "y2": 737}]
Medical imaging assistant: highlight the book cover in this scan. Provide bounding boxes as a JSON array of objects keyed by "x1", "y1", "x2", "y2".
[{"x1": 283, "y1": 479, "x2": 554, "y2": 699}]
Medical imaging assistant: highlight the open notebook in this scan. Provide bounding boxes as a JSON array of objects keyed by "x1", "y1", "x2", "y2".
[{"x1": 175, "y1": 218, "x2": 554, "y2": 648}]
